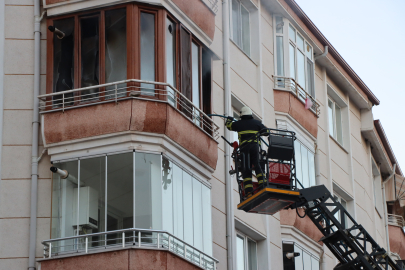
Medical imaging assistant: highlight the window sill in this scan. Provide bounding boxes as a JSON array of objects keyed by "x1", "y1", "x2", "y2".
[
  {"x1": 230, "y1": 39, "x2": 258, "y2": 66},
  {"x1": 329, "y1": 134, "x2": 348, "y2": 154}
]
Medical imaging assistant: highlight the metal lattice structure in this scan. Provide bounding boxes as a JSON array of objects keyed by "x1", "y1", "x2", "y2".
[{"x1": 293, "y1": 185, "x2": 403, "y2": 270}]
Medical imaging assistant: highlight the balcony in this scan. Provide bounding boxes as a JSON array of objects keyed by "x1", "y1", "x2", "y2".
[
  {"x1": 38, "y1": 80, "x2": 219, "y2": 169},
  {"x1": 388, "y1": 214, "x2": 405, "y2": 259},
  {"x1": 39, "y1": 228, "x2": 218, "y2": 270},
  {"x1": 273, "y1": 76, "x2": 320, "y2": 138}
]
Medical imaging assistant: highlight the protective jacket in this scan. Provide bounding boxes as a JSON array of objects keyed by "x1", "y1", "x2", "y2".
[{"x1": 226, "y1": 116, "x2": 266, "y2": 145}]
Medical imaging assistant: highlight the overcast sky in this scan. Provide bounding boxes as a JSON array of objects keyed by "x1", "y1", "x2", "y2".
[{"x1": 294, "y1": 0, "x2": 405, "y2": 172}]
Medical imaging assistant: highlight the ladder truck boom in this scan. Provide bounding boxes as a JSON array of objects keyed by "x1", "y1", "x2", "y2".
[
  {"x1": 223, "y1": 127, "x2": 404, "y2": 270},
  {"x1": 292, "y1": 184, "x2": 401, "y2": 270}
]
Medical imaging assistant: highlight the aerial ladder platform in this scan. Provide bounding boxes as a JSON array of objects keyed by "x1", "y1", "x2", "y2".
[{"x1": 226, "y1": 128, "x2": 404, "y2": 270}]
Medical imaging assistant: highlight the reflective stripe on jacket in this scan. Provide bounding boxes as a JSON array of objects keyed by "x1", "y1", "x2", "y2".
[{"x1": 226, "y1": 117, "x2": 266, "y2": 145}]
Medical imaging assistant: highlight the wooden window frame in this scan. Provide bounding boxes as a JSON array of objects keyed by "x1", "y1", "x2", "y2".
[
  {"x1": 46, "y1": 3, "x2": 212, "y2": 111},
  {"x1": 46, "y1": 3, "x2": 166, "y2": 101}
]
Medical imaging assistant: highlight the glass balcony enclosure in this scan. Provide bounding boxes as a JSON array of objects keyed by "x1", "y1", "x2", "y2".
[{"x1": 51, "y1": 151, "x2": 213, "y2": 256}]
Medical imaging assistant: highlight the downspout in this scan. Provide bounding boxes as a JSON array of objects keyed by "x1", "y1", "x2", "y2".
[
  {"x1": 28, "y1": 1, "x2": 44, "y2": 269},
  {"x1": 382, "y1": 163, "x2": 396, "y2": 256},
  {"x1": 314, "y1": 46, "x2": 328, "y2": 61},
  {"x1": 0, "y1": 0, "x2": 5, "y2": 216},
  {"x1": 222, "y1": 0, "x2": 234, "y2": 269}
]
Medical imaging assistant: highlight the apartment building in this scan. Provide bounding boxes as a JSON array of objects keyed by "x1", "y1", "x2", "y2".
[{"x1": 0, "y1": 0, "x2": 404, "y2": 269}]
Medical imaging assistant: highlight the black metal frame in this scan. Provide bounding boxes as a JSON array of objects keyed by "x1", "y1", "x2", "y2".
[
  {"x1": 226, "y1": 128, "x2": 298, "y2": 203},
  {"x1": 291, "y1": 185, "x2": 403, "y2": 270},
  {"x1": 225, "y1": 126, "x2": 404, "y2": 270}
]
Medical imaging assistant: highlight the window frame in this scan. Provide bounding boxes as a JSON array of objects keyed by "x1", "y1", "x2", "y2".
[
  {"x1": 46, "y1": 3, "x2": 167, "y2": 101},
  {"x1": 273, "y1": 17, "x2": 315, "y2": 98},
  {"x1": 230, "y1": 0, "x2": 251, "y2": 57},
  {"x1": 287, "y1": 23, "x2": 314, "y2": 96},
  {"x1": 236, "y1": 231, "x2": 258, "y2": 270},
  {"x1": 333, "y1": 193, "x2": 348, "y2": 229},
  {"x1": 328, "y1": 97, "x2": 343, "y2": 145}
]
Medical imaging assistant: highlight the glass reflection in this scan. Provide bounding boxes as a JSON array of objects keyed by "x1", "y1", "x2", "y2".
[{"x1": 140, "y1": 12, "x2": 155, "y2": 95}]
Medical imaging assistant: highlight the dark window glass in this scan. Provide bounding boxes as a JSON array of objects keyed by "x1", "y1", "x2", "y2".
[
  {"x1": 105, "y1": 9, "x2": 127, "y2": 98},
  {"x1": 53, "y1": 18, "x2": 75, "y2": 106},
  {"x1": 80, "y1": 16, "x2": 100, "y2": 101}
]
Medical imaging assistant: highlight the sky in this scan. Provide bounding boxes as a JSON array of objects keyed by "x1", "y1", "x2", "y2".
[{"x1": 294, "y1": 0, "x2": 405, "y2": 173}]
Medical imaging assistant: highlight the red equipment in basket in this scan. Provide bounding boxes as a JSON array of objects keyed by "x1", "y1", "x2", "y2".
[
  {"x1": 240, "y1": 182, "x2": 259, "y2": 197},
  {"x1": 268, "y1": 162, "x2": 291, "y2": 185}
]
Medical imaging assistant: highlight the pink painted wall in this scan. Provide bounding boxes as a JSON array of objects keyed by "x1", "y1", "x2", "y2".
[
  {"x1": 274, "y1": 90, "x2": 318, "y2": 138},
  {"x1": 40, "y1": 249, "x2": 203, "y2": 270},
  {"x1": 43, "y1": 99, "x2": 218, "y2": 169},
  {"x1": 280, "y1": 208, "x2": 324, "y2": 245},
  {"x1": 389, "y1": 225, "x2": 405, "y2": 259}
]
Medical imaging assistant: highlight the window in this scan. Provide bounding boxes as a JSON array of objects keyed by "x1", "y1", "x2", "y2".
[
  {"x1": 48, "y1": 4, "x2": 213, "y2": 122},
  {"x1": 50, "y1": 7, "x2": 128, "y2": 102},
  {"x1": 328, "y1": 98, "x2": 343, "y2": 145},
  {"x1": 231, "y1": 109, "x2": 241, "y2": 143},
  {"x1": 273, "y1": 18, "x2": 315, "y2": 97},
  {"x1": 236, "y1": 233, "x2": 258, "y2": 270},
  {"x1": 333, "y1": 193, "x2": 348, "y2": 228},
  {"x1": 372, "y1": 159, "x2": 384, "y2": 216},
  {"x1": 51, "y1": 152, "x2": 213, "y2": 255},
  {"x1": 283, "y1": 243, "x2": 319, "y2": 270},
  {"x1": 294, "y1": 140, "x2": 315, "y2": 189},
  {"x1": 231, "y1": 0, "x2": 251, "y2": 56},
  {"x1": 288, "y1": 24, "x2": 314, "y2": 97}
]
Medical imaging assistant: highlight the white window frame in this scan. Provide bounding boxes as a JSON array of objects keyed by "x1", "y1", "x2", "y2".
[
  {"x1": 372, "y1": 158, "x2": 384, "y2": 217},
  {"x1": 328, "y1": 97, "x2": 343, "y2": 145},
  {"x1": 236, "y1": 231, "x2": 258, "y2": 270},
  {"x1": 273, "y1": 17, "x2": 315, "y2": 99},
  {"x1": 230, "y1": 0, "x2": 251, "y2": 56},
  {"x1": 333, "y1": 193, "x2": 348, "y2": 229}
]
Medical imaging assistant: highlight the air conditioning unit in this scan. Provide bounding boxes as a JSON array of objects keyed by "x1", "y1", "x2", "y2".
[{"x1": 73, "y1": 186, "x2": 99, "y2": 229}]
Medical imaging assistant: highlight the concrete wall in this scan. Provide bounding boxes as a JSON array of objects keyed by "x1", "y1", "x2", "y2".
[{"x1": 0, "y1": 1, "x2": 51, "y2": 269}]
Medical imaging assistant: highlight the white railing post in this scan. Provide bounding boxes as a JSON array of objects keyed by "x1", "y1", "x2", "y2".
[
  {"x1": 157, "y1": 233, "x2": 160, "y2": 248},
  {"x1": 168, "y1": 236, "x2": 171, "y2": 251},
  {"x1": 62, "y1": 93, "x2": 64, "y2": 113},
  {"x1": 184, "y1": 244, "x2": 187, "y2": 259},
  {"x1": 85, "y1": 237, "x2": 88, "y2": 253},
  {"x1": 122, "y1": 232, "x2": 125, "y2": 248},
  {"x1": 115, "y1": 83, "x2": 118, "y2": 104},
  {"x1": 49, "y1": 243, "x2": 52, "y2": 258},
  {"x1": 199, "y1": 253, "x2": 202, "y2": 266},
  {"x1": 138, "y1": 231, "x2": 141, "y2": 247}
]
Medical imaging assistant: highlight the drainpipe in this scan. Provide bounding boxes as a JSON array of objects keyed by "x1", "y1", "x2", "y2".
[
  {"x1": 28, "y1": 1, "x2": 44, "y2": 269},
  {"x1": 382, "y1": 163, "x2": 396, "y2": 256},
  {"x1": 314, "y1": 46, "x2": 328, "y2": 61},
  {"x1": 314, "y1": 141, "x2": 327, "y2": 270},
  {"x1": 222, "y1": 0, "x2": 234, "y2": 269},
  {"x1": 0, "y1": 0, "x2": 5, "y2": 215}
]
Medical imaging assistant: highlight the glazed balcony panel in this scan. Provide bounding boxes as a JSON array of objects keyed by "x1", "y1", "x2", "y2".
[{"x1": 39, "y1": 80, "x2": 219, "y2": 170}]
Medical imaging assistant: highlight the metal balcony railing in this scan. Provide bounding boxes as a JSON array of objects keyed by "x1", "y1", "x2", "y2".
[
  {"x1": 273, "y1": 76, "x2": 320, "y2": 116},
  {"x1": 201, "y1": 0, "x2": 218, "y2": 14},
  {"x1": 37, "y1": 79, "x2": 219, "y2": 140},
  {"x1": 388, "y1": 214, "x2": 405, "y2": 228},
  {"x1": 42, "y1": 228, "x2": 218, "y2": 270}
]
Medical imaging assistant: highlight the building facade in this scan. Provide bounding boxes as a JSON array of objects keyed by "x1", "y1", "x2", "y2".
[{"x1": 0, "y1": 0, "x2": 404, "y2": 269}]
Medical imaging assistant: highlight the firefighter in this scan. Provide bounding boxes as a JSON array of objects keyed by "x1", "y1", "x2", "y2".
[{"x1": 226, "y1": 106, "x2": 267, "y2": 197}]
